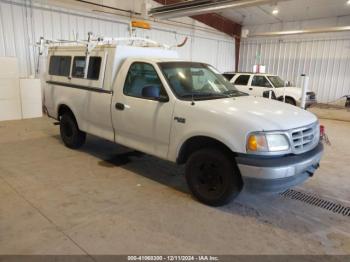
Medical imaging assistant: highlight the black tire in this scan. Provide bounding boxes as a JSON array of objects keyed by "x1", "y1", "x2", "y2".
[
  {"x1": 185, "y1": 148, "x2": 242, "y2": 206},
  {"x1": 285, "y1": 97, "x2": 296, "y2": 106},
  {"x1": 60, "y1": 113, "x2": 86, "y2": 149}
]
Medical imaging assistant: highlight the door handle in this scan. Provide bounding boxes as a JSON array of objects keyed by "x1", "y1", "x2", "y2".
[
  {"x1": 115, "y1": 103, "x2": 125, "y2": 111},
  {"x1": 249, "y1": 88, "x2": 253, "y2": 90}
]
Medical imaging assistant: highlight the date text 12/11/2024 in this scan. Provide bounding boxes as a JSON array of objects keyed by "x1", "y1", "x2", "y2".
[{"x1": 127, "y1": 256, "x2": 219, "y2": 261}]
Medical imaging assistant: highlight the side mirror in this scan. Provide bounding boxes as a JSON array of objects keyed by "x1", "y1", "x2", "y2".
[{"x1": 142, "y1": 85, "x2": 169, "y2": 102}]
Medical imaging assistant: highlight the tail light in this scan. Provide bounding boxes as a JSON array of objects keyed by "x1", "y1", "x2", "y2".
[{"x1": 320, "y1": 124, "x2": 331, "y2": 145}]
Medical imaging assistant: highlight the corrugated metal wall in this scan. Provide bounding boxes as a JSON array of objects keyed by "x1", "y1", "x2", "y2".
[
  {"x1": 239, "y1": 37, "x2": 350, "y2": 103},
  {"x1": 0, "y1": 0, "x2": 235, "y2": 77}
]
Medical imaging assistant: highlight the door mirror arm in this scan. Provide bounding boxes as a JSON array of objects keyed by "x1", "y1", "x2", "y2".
[{"x1": 156, "y1": 95, "x2": 169, "y2": 103}]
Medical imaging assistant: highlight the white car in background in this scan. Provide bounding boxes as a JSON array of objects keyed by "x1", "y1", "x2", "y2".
[{"x1": 223, "y1": 72, "x2": 317, "y2": 107}]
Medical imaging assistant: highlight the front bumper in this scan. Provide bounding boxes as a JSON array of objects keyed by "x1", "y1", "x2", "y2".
[
  {"x1": 236, "y1": 143, "x2": 324, "y2": 193},
  {"x1": 296, "y1": 99, "x2": 317, "y2": 108},
  {"x1": 305, "y1": 99, "x2": 317, "y2": 108}
]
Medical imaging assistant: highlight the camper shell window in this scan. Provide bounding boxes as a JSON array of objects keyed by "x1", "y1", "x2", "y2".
[
  {"x1": 72, "y1": 56, "x2": 102, "y2": 80},
  {"x1": 49, "y1": 56, "x2": 71, "y2": 77}
]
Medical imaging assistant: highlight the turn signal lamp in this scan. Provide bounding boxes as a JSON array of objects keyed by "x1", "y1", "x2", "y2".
[
  {"x1": 247, "y1": 135, "x2": 267, "y2": 152},
  {"x1": 131, "y1": 20, "x2": 151, "y2": 30}
]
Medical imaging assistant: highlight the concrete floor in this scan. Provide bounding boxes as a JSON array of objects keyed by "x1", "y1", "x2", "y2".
[
  {"x1": 309, "y1": 105, "x2": 350, "y2": 122},
  {"x1": 0, "y1": 115, "x2": 349, "y2": 255}
]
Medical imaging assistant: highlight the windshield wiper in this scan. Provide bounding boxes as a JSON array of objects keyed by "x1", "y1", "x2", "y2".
[
  {"x1": 223, "y1": 90, "x2": 247, "y2": 97},
  {"x1": 181, "y1": 93, "x2": 229, "y2": 100}
]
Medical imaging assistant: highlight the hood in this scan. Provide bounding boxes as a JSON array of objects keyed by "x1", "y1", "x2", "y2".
[{"x1": 196, "y1": 96, "x2": 318, "y2": 131}]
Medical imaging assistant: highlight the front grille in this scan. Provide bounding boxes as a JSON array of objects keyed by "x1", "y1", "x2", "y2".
[
  {"x1": 290, "y1": 123, "x2": 319, "y2": 153},
  {"x1": 307, "y1": 91, "x2": 316, "y2": 100}
]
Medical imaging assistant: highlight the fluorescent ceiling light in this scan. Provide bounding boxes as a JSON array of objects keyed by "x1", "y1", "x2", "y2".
[
  {"x1": 347, "y1": 0, "x2": 350, "y2": 5},
  {"x1": 149, "y1": 0, "x2": 285, "y2": 19},
  {"x1": 272, "y1": 7, "x2": 279, "y2": 15},
  {"x1": 250, "y1": 26, "x2": 350, "y2": 37}
]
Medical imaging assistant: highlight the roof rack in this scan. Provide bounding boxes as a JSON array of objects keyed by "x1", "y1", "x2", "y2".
[
  {"x1": 38, "y1": 32, "x2": 173, "y2": 55},
  {"x1": 36, "y1": 32, "x2": 187, "y2": 76}
]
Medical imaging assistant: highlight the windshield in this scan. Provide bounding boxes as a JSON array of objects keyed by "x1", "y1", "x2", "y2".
[
  {"x1": 267, "y1": 76, "x2": 286, "y2": 88},
  {"x1": 158, "y1": 62, "x2": 246, "y2": 100}
]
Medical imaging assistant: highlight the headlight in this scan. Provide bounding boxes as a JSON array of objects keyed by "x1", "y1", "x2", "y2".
[{"x1": 247, "y1": 133, "x2": 290, "y2": 154}]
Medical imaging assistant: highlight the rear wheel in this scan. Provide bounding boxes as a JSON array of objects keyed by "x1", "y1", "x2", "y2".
[
  {"x1": 60, "y1": 113, "x2": 86, "y2": 149},
  {"x1": 185, "y1": 148, "x2": 242, "y2": 206}
]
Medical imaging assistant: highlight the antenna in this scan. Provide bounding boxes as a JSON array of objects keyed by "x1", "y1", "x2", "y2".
[{"x1": 191, "y1": 93, "x2": 195, "y2": 106}]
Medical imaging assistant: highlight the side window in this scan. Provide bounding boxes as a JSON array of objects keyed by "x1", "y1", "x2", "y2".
[
  {"x1": 72, "y1": 57, "x2": 85, "y2": 78},
  {"x1": 252, "y1": 76, "x2": 272, "y2": 87},
  {"x1": 72, "y1": 56, "x2": 102, "y2": 80},
  {"x1": 49, "y1": 56, "x2": 71, "y2": 77},
  {"x1": 123, "y1": 63, "x2": 165, "y2": 99},
  {"x1": 234, "y1": 75, "x2": 250, "y2": 86},
  {"x1": 88, "y1": 57, "x2": 102, "y2": 80},
  {"x1": 223, "y1": 73, "x2": 235, "y2": 81}
]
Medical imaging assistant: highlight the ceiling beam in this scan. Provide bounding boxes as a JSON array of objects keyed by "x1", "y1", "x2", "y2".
[
  {"x1": 152, "y1": 0, "x2": 241, "y2": 37},
  {"x1": 152, "y1": 0, "x2": 242, "y2": 71},
  {"x1": 150, "y1": 0, "x2": 282, "y2": 19},
  {"x1": 249, "y1": 26, "x2": 350, "y2": 37}
]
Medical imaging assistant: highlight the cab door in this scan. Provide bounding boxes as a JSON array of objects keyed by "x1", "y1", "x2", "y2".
[
  {"x1": 111, "y1": 61, "x2": 174, "y2": 159},
  {"x1": 250, "y1": 75, "x2": 274, "y2": 97}
]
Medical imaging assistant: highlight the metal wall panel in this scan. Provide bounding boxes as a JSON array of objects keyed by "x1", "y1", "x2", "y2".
[
  {"x1": 0, "y1": 0, "x2": 235, "y2": 78},
  {"x1": 239, "y1": 37, "x2": 350, "y2": 103}
]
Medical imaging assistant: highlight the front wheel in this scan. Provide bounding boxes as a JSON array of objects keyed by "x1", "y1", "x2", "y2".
[{"x1": 185, "y1": 148, "x2": 242, "y2": 206}]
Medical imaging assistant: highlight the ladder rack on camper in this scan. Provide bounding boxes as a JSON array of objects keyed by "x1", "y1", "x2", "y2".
[
  {"x1": 38, "y1": 33, "x2": 172, "y2": 55},
  {"x1": 36, "y1": 32, "x2": 178, "y2": 77}
]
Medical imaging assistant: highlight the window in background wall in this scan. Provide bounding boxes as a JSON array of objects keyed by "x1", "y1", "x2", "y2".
[
  {"x1": 49, "y1": 56, "x2": 71, "y2": 77},
  {"x1": 72, "y1": 56, "x2": 102, "y2": 80}
]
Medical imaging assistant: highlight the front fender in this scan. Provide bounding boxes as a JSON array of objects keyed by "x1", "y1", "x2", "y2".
[
  {"x1": 176, "y1": 131, "x2": 240, "y2": 158},
  {"x1": 168, "y1": 126, "x2": 247, "y2": 163}
]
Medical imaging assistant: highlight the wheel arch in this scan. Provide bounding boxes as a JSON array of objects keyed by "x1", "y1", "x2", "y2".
[
  {"x1": 176, "y1": 135, "x2": 237, "y2": 165},
  {"x1": 57, "y1": 104, "x2": 82, "y2": 129},
  {"x1": 58, "y1": 104, "x2": 73, "y2": 118}
]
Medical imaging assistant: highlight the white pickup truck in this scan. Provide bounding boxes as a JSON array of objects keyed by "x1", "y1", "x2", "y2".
[
  {"x1": 44, "y1": 42, "x2": 323, "y2": 206},
  {"x1": 223, "y1": 72, "x2": 317, "y2": 107}
]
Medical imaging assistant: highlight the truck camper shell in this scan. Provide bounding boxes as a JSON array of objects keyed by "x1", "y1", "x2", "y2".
[{"x1": 47, "y1": 43, "x2": 179, "y2": 93}]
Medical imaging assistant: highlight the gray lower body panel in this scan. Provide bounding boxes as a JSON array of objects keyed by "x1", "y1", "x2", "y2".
[
  {"x1": 236, "y1": 143, "x2": 323, "y2": 193},
  {"x1": 243, "y1": 170, "x2": 311, "y2": 193}
]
